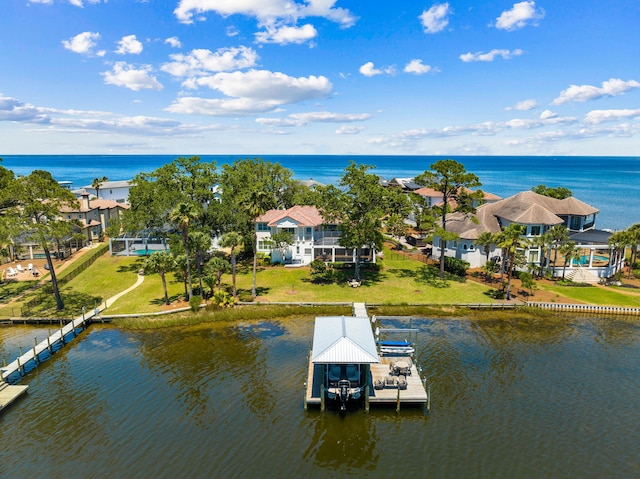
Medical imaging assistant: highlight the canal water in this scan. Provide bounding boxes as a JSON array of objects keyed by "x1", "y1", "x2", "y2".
[{"x1": 1, "y1": 315, "x2": 639, "y2": 478}]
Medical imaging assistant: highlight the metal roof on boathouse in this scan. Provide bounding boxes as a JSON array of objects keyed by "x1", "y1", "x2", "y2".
[{"x1": 311, "y1": 316, "x2": 380, "y2": 364}]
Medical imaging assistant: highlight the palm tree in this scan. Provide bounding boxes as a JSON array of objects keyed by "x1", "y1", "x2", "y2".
[
  {"x1": 532, "y1": 231, "x2": 552, "y2": 278},
  {"x1": 548, "y1": 224, "x2": 569, "y2": 276},
  {"x1": 495, "y1": 224, "x2": 528, "y2": 300},
  {"x1": 189, "y1": 230, "x2": 211, "y2": 297},
  {"x1": 560, "y1": 241, "x2": 579, "y2": 280},
  {"x1": 144, "y1": 251, "x2": 177, "y2": 305},
  {"x1": 205, "y1": 256, "x2": 230, "y2": 292},
  {"x1": 240, "y1": 189, "x2": 271, "y2": 299},
  {"x1": 92, "y1": 176, "x2": 108, "y2": 199},
  {"x1": 475, "y1": 231, "x2": 494, "y2": 263},
  {"x1": 169, "y1": 202, "x2": 199, "y2": 300},
  {"x1": 220, "y1": 231, "x2": 242, "y2": 298}
]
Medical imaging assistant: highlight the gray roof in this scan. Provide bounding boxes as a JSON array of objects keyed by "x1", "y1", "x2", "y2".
[
  {"x1": 82, "y1": 180, "x2": 133, "y2": 190},
  {"x1": 311, "y1": 316, "x2": 380, "y2": 364},
  {"x1": 569, "y1": 229, "x2": 612, "y2": 244}
]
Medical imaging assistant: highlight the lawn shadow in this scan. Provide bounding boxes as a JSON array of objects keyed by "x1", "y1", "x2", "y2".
[
  {"x1": 387, "y1": 265, "x2": 451, "y2": 289},
  {"x1": 150, "y1": 292, "x2": 184, "y2": 306},
  {"x1": 117, "y1": 258, "x2": 146, "y2": 273}
]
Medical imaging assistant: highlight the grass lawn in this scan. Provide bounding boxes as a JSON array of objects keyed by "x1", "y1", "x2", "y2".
[
  {"x1": 4, "y1": 245, "x2": 639, "y2": 318},
  {"x1": 234, "y1": 249, "x2": 495, "y2": 304},
  {"x1": 538, "y1": 283, "x2": 640, "y2": 307}
]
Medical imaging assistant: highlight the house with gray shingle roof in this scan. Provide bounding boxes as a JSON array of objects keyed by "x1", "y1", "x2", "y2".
[{"x1": 433, "y1": 190, "x2": 624, "y2": 281}]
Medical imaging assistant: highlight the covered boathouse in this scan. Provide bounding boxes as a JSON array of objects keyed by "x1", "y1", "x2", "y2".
[{"x1": 304, "y1": 316, "x2": 429, "y2": 411}]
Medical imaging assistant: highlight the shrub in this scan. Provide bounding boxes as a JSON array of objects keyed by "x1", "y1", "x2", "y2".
[
  {"x1": 443, "y1": 256, "x2": 470, "y2": 277},
  {"x1": 189, "y1": 294, "x2": 202, "y2": 312},
  {"x1": 310, "y1": 259, "x2": 333, "y2": 283},
  {"x1": 212, "y1": 290, "x2": 235, "y2": 307}
]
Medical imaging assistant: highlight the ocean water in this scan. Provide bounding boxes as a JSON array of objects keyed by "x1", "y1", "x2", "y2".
[{"x1": 1, "y1": 155, "x2": 639, "y2": 231}]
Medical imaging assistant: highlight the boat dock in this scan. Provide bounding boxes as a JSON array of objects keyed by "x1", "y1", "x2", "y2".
[
  {"x1": 304, "y1": 305, "x2": 430, "y2": 412},
  {"x1": 305, "y1": 356, "x2": 429, "y2": 410}
]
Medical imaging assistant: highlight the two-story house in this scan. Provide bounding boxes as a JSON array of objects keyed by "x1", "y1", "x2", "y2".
[
  {"x1": 255, "y1": 205, "x2": 376, "y2": 265},
  {"x1": 433, "y1": 190, "x2": 624, "y2": 281},
  {"x1": 60, "y1": 191, "x2": 129, "y2": 243}
]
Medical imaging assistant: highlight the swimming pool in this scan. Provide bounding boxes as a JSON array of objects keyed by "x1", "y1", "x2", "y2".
[{"x1": 577, "y1": 254, "x2": 609, "y2": 265}]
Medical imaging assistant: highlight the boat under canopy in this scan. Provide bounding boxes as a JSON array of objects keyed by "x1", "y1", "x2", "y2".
[{"x1": 311, "y1": 316, "x2": 379, "y2": 410}]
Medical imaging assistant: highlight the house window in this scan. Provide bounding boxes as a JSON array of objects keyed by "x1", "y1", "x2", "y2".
[
  {"x1": 530, "y1": 225, "x2": 541, "y2": 236},
  {"x1": 570, "y1": 216, "x2": 581, "y2": 230},
  {"x1": 67, "y1": 215, "x2": 71, "y2": 219},
  {"x1": 529, "y1": 250, "x2": 540, "y2": 263},
  {"x1": 257, "y1": 240, "x2": 271, "y2": 251},
  {"x1": 78, "y1": 214, "x2": 82, "y2": 219},
  {"x1": 257, "y1": 222, "x2": 270, "y2": 231},
  {"x1": 304, "y1": 248, "x2": 312, "y2": 255},
  {"x1": 463, "y1": 244, "x2": 468, "y2": 250}
]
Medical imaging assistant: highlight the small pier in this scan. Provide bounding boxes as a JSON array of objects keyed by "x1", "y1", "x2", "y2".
[
  {"x1": 0, "y1": 382, "x2": 29, "y2": 411},
  {"x1": 1, "y1": 311, "x2": 96, "y2": 387}
]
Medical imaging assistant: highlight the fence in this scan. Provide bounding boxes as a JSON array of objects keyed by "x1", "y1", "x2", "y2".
[{"x1": 19, "y1": 244, "x2": 109, "y2": 316}]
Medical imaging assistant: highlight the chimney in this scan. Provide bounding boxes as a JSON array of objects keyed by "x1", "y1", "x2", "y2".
[{"x1": 81, "y1": 191, "x2": 90, "y2": 210}]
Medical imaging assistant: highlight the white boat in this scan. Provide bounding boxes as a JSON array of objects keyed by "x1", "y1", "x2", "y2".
[{"x1": 379, "y1": 339, "x2": 415, "y2": 356}]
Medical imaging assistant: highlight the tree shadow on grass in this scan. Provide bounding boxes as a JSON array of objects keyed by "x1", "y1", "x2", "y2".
[
  {"x1": 150, "y1": 292, "x2": 184, "y2": 307},
  {"x1": 387, "y1": 265, "x2": 451, "y2": 289},
  {"x1": 24, "y1": 290, "x2": 103, "y2": 318},
  {"x1": 117, "y1": 258, "x2": 146, "y2": 273}
]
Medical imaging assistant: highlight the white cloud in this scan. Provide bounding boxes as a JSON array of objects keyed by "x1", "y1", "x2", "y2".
[
  {"x1": 62, "y1": 31, "x2": 105, "y2": 56},
  {"x1": 539, "y1": 109, "x2": 557, "y2": 120},
  {"x1": 552, "y1": 78, "x2": 640, "y2": 105},
  {"x1": 115, "y1": 35, "x2": 143, "y2": 55},
  {"x1": 506, "y1": 99, "x2": 537, "y2": 111},
  {"x1": 360, "y1": 62, "x2": 381, "y2": 77},
  {"x1": 419, "y1": 3, "x2": 451, "y2": 34},
  {"x1": 173, "y1": 0, "x2": 357, "y2": 28},
  {"x1": 336, "y1": 125, "x2": 364, "y2": 135},
  {"x1": 167, "y1": 69, "x2": 332, "y2": 116},
  {"x1": 495, "y1": 1, "x2": 544, "y2": 31},
  {"x1": 165, "y1": 37, "x2": 182, "y2": 48},
  {"x1": 584, "y1": 109, "x2": 640, "y2": 124},
  {"x1": 359, "y1": 61, "x2": 395, "y2": 77},
  {"x1": 256, "y1": 111, "x2": 370, "y2": 127},
  {"x1": 255, "y1": 23, "x2": 317, "y2": 45},
  {"x1": 0, "y1": 95, "x2": 50, "y2": 123},
  {"x1": 66, "y1": 0, "x2": 104, "y2": 6},
  {"x1": 404, "y1": 59, "x2": 434, "y2": 75},
  {"x1": 0, "y1": 94, "x2": 223, "y2": 138},
  {"x1": 460, "y1": 49, "x2": 523, "y2": 62},
  {"x1": 102, "y1": 62, "x2": 163, "y2": 91},
  {"x1": 162, "y1": 47, "x2": 259, "y2": 77}
]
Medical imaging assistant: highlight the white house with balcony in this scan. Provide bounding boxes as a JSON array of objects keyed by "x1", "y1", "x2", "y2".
[
  {"x1": 255, "y1": 205, "x2": 375, "y2": 265},
  {"x1": 81, "y1": 180, "x2": 133, "y2": 204},
  {"x1": 433, "y1": 191, "x2": 624, "y2": 281}
]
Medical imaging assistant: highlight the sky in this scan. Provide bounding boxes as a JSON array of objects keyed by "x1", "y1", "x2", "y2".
[{"x1": 1, "y1": 0, "x2": 639, "y2": 156}]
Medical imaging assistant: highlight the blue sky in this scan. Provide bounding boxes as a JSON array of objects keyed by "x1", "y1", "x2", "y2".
[{"x1": 2, "y1": 0, "x2": 639, "y2": 156}]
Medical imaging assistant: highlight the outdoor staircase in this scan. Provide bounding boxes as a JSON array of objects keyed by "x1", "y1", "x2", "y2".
[{"x1": 565, "y1": 267, "x2": 600, "y2": 284}]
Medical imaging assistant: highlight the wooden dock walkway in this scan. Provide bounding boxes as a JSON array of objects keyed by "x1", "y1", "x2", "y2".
[
  {"x1": 0, "y1": 382, "x2": 29, "y2": 411},
  {"x1": 0, "y1": 272, "x2": 145, "y2": 415},
  {"x1": 1, "y1": 312, "x2": 94, "y2": 383},
  {"x1": 353, "y1": 302, "x2": 368, "y2": 318}
]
